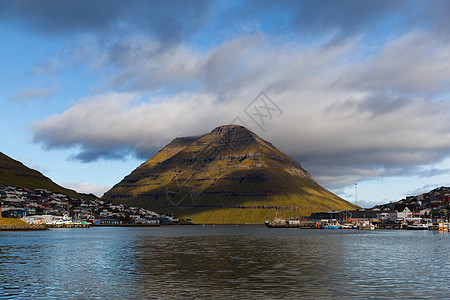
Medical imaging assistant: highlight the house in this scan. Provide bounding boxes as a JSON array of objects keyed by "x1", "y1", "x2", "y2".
[
  {"x1": 100, "y1": 210, "x2": 113, "y2": 217},
  {"x1": 73, "y1": 207, "x2": 90, "y2": 214},
  {"x1": 387, "y1": 205, "x2": 414, "y2": 222},
  {"x1": 376, "y1": 211, "x2": 389, "y2": 221}
]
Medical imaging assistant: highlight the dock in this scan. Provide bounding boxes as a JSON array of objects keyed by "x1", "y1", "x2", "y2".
[
  {"x1": 46, "y1": 223, "x2": 91, "y2": 229},
  {"x1": 265, "y1": 220, "x2": 319, "y2": 228},
  {"x1": 92, "y1": 223, "x2": 160, "y2": 227}
]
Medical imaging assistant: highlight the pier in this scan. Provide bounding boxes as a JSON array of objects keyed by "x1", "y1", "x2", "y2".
[{"x1": 46, "y1": 223, "x2": 91, "y2": 229}]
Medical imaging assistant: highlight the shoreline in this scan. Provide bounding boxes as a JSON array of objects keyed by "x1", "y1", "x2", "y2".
[{"x1": 0, "y1": 224, "x2": 47, "y2": 231}]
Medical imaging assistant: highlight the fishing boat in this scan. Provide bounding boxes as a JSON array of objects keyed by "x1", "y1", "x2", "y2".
[
  {"x1": 322, "y1": 222, "x2": 340, "y2": 229},
  {"x1": 322, "y1": 211, "x2": 340, "y2": 229},
  {"x1": 406, "y1": 223, "x2": 430, "y2": 230},
  {"x1": 341, "y1": 223, "x2": 357, "y2": 229}
]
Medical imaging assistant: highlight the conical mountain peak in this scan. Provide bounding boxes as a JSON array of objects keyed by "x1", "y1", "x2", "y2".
[
  {"x1": 202, "y1": 124, "x2": 257, "y2": 144},
  {"x1": 212, "y1": 124, "x2": 248, "y2": 131},
  {"x1": 210, "y1": 124, "x2": 254, "y2": 136},
  {"x1": 103, "y1": 126, "x2": 358, "y2": 223}
]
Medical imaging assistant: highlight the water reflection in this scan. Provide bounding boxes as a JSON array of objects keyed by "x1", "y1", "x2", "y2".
[{"x1": 1, "y1": 226, "x2": 450, "y2": 299}]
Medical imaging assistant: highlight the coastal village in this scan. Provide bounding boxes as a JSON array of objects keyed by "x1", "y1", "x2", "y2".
[
  {"x1": 267, "y1": 186, "x2": 450, "y2": 230},
  {"x1": 2, "y1": 184, "x2": 450, "y2": 230},
  {"x1": 0, "y1": 185, "x2": 181, "y2": 226}
]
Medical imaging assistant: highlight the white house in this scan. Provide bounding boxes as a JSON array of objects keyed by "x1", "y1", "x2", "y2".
[{"x1": 387, "y1": 206, "x2": 413, "y2": 222}]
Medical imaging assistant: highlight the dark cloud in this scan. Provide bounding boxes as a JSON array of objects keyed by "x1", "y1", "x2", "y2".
[
  {"x1": 226, "y1": 0, "x2": 450, "y2": 46},
  {"x1": 291, "y1": 0, "x2": 407, "y2": 40},
  {"x1": 229, "y1": 0, "x2": 408, "y2": 41},
  {"x1": 304, "y1": 158, "x2": 450, "y2": 190},
  {"x1": 325, "y1": 93, "x2": 410, "y2": 120},
  {"x1": 0, "y1": 0, "x2": 212, "y2": 45},
  {"x1": 356, "y1": 94, "x2": 409, "y2": 117},
  {"x1": 412, "y1": 0, "x2": 450, "y2": 40},
  {"x1": 3, "y1": 0, "x2": 450, "y2": 47},
  {"x1": 71, "y1": 147, "x2": 137, "y2": 163},
  {"x1": 295, "y1": 141, "x2": 450, "y2": 177},
  {"x1": 0, "y1": 0, "x2": 123, "y2": 33},
  {"x1": 417, "y1": 168, "x2": 450, "y2": 178}
]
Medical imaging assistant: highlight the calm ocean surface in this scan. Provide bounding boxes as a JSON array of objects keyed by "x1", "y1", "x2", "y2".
[{"x1": 1, "y1": 225, "x2": 450, "y2": 299}]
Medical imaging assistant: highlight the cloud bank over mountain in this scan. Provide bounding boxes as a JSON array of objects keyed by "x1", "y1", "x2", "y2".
[{"x1": 3, "y1": 0, "x2": 449, "y2": 195}]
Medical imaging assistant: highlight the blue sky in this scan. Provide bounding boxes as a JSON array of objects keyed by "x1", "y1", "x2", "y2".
[{"x1": 2, "y1": 0, "x2": 450, "y2": 207}]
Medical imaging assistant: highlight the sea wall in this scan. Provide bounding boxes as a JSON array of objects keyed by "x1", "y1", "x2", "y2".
[{"x1": 0, "y1": 224, "x2": 47, "y2": 231}]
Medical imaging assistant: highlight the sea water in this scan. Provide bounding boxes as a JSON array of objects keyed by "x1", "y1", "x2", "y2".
[{"x1": 1, "y1": 226, "x2": 449, "y2": 299}]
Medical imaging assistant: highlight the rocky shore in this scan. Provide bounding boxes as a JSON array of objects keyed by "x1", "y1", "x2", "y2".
[{"x1": 0, "y1": 224, "x2": 47, "y2": 231}]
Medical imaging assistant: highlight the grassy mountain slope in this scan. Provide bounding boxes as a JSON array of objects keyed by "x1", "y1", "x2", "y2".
[{"x1": 0, "y1": 152, "x2": 93, "y2": 199}]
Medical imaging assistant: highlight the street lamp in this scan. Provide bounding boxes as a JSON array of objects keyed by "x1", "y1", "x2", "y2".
[{"x1": 354, "y1": 182, "x2": 358, "y2": 206}]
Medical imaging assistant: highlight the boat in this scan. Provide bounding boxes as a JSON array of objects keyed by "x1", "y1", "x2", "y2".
[
  {"x1": 406, "y1": 223, "x2": 430, "y2": 230},
  {"x1": 322, "y1": 211, "x2": 340, "y2": 229},
  {"x1": 341, "y1": 223, "x2": 357, "y2": 229},
  {"x1": 357, "y1": 222, "x2": 375, "y2": 230},
  {"x1": 322, "y1": 222, "x2": 340, "y2": 229},
  {"x1": 46, "y1": 214, "x2": 73, "y2": 225},
  {"x1": 438, "y1": 222, "x2": 449, "y2": 232}
]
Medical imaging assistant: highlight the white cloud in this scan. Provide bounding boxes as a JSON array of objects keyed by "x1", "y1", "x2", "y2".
[
  {"x1": 60, "y1": 181, "x2": 109, "y2": 197},
  {"x1": 338, "y1": 31, "x2": 450, "y2": 95},
  {"x1": 32, "y1": 92, "x2": 239, "y2": 161},
  {"x1": 32, "y1": 32, "x2": 450, "y2": 192}
]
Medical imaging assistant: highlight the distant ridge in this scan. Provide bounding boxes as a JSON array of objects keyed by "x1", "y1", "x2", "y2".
[
  {"x1": 104, "y1": 125, "x2": 358, "y2": 223},
  {"x1": 0, "y1": 152, "x2": 94, "y2": 199}
]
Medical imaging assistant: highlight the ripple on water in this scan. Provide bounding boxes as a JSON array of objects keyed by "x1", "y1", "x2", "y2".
[{"x1": 1, "y1": 227, "x2": 450, "y2": 299}]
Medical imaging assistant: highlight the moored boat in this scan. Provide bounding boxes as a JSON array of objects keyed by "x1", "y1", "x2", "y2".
[
  {"x1": 341, "y1": 223, "x2": 357, "y2": 229},
  {"x1": 322, "y1": 222, "x2": 340, "y2": 229},
  {"x1": 438, "y1": 222, "x2": 449, "y2": 232},
  {"x1": 406, "y1": 223, "x2": 430, "y2": 230},
  {"x1": 357, "y1": 222, "x2": 375, "y2": 230}
]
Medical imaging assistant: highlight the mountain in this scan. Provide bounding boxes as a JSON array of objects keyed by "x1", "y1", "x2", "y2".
[
  {"x1": 0, "y1": 152, "x2": 94, "y2": 199},
  {"x1": 103, "y1": 125, "x2": 358, "y2": 223}
]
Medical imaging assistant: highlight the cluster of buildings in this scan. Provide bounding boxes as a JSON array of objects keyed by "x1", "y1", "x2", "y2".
[
  {"x1": 311, "y1": 186, "x2": 450, "y2": 225},
  {"x1": 0, "y1": 185, "x2": 179, "y2": 225}
]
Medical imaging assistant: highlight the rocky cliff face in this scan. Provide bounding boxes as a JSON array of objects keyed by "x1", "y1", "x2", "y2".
[{"x1": 103, "y1": 125, "x2": 358, "y2": 223}]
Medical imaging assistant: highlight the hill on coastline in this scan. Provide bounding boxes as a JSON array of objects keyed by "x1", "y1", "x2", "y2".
[
  {"x1": 103, "y1": 125, "x2": 358, "y2": 223},
  {"x1": 0, "y1": 152, "x2": 95, "y2": 199}
]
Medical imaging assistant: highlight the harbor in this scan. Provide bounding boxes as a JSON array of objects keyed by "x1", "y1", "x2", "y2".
[
  {"x1": 264, "y1": 209, "x2": 450, "y2": 231},
  {"x1": 264, "y1": 219, "x2": 450, "y2": 230},
  {"x1": 2, "y1": 225, "x2": 450, "y2": 299}
]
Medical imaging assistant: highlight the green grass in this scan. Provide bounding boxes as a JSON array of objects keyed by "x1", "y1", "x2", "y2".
[
  {"x1": 0, "y1": 218, "x2": 29, "y2": 226},
  {"x1": 0, "y1": 152, "x2": 92, "y2": 199}
]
